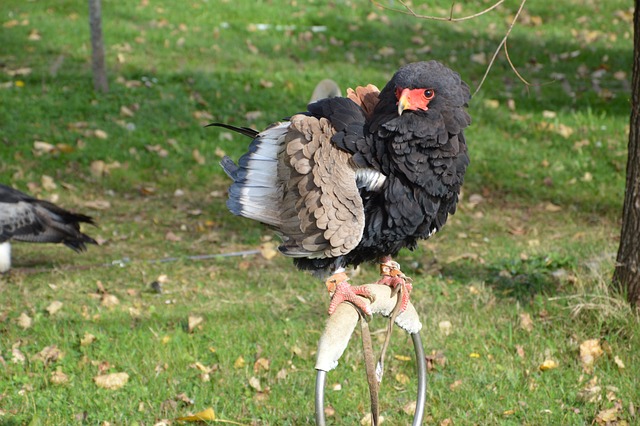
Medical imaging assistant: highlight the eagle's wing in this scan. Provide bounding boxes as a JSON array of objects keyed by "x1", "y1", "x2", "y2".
[
  {"x1": 0, "y1": 198, "x2": 44, "y2": 243},
  {"x1": 220, "y1": 114, "x2": 365, "y2": 260},
  {"x1": 0, "y1": 184, "x2": 96, "y2": 251},
  {"x1": 278, "y1": 114, "x2": 365, "y2": 259}
]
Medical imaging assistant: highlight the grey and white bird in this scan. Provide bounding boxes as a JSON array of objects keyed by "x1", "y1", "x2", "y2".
[{"x1": 0, "y1": 184, "x2": 97, "y2": 272}]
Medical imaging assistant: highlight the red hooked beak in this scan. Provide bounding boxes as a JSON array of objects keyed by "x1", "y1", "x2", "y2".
[{"x1": 396, "y1": 87, "x2": 434, "y2": 116}]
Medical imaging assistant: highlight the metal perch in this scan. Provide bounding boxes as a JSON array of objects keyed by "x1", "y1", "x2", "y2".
[{"x1": 314, "y1": 284, "x2": 426, "y2": 425}]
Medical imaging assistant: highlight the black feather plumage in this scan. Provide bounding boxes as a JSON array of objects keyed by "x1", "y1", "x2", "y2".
[
  {"x1": 298, "y1": 61, "x2": 471, "y2": 271},
  {"x1": 220, "y1": 61, "x2": 471, "y2": 275}
]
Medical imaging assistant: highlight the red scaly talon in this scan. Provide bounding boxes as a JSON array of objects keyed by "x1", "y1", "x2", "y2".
[
  {"x1": 325, "y1": 272, "x2": 374, "y2": 316},
  {"x1": 377, "y1": 259, "x2": 413, "y2": 312}
]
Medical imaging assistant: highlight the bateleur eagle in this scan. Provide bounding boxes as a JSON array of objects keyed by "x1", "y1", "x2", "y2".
[
  {"x1": 0, "y1": 184, "x2": 97, "y2": 273},
  {"x1": 214, "y1": 61, "x2": 471, "y2": 315}
]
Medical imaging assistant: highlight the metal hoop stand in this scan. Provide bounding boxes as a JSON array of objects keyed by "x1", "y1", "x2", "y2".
[{"x1": 313, "y1": 284, "x2": 426, "y2": 425}]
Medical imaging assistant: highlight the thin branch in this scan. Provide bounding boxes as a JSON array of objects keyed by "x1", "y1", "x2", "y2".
[
  {"x1": 13, "y1": 249, "x2": 262, "y2": 275},
  {"x1": 472, "y1": 0, "x2": 529, "y2": 97},
  {"x1": 503, "y1": 40, "x2": 531, "y2": 87},
  {"x1": 370, "y1": 0, "x2": 505, "y2": 22}
]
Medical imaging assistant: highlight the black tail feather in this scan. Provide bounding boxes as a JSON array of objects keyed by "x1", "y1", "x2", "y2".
[{"x1": 206, "y1": 123, "x2": 259, "y2": 139}]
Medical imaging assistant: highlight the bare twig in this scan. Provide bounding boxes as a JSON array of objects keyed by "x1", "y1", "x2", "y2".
[
  {"x1": 503, "y1": 41, "x2": 531, "y2": 88},
  {"x1": 371, "y1": 0, "x2": 532, "y2": 97},
  {"x1": 370, "y1": 0, "x2": 505, "y2": 22},
  {"x1": 11, "y1": 249, "x2": 262, "y2": 275},
  {"x1": 472, "y1": 0, "x2": 529, "y2": 96}
]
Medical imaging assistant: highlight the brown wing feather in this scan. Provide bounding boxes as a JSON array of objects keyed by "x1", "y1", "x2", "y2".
[
  {"x1": 277, "y1": 114, "x2": 364, "y2": 259},
  {"x1": 346, "y1": 84, "x2": 381, "y2": 119}
]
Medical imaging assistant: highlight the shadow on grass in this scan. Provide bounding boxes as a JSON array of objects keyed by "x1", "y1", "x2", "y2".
[{"x1": 440, "y1": 253, "x2": 577, "y2": 303}]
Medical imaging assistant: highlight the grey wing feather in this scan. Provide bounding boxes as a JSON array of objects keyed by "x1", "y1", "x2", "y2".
[{"x1": 0, "y1": 184, "x2": 97, "y2": 251}]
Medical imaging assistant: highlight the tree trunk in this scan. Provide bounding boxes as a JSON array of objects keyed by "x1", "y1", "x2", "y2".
[
  {"x1": 612, "y1": 0, "x2": 640, "y2": 308},
  {"x1": 88, "y1": 0, "x2": 108, "y2": 93}
]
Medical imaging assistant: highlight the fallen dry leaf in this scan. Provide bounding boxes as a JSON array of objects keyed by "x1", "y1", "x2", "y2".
[
  {"x1": 50, "y1": 370, "x2": 69, "y2": 385},
  {"x1": 28, "y1": 29, "x2": 41, "y2": 41},
  {"x1": 394, "y1": 354, "x2": 412, "y2": 362},
  {"x1": 438, "y1": 320, "x2": 452, "y2": 336},
  {"x1": 260, "y1": 242, "x2": 278, "y2": 260},
  {"x1": 214, "y1": 146, "x2": 226, "y2": 158},
  {"x1": 4, "y1": 20, "x2": 20, "y2": 28},
  {"x1": 426, "y1": 350, "x2": 447, "y2": 371},
  {"x1": 595, "y1": 407, "x2": 619, "y2": 424},
  {"x1": 276, "y1": 368, "x2": 288, "y2": 380},
  {"x1": 395, "y1": 373, "x2": 410, "y2": 385},
  {"x1": 94, "y1": 129, "x2": 108, "y2": 139},
  {"x1": 17, "y1": 312, "x2": 33, "y2": 329},
  {"x1": 470, "y1": 52, "x2": 487, "y2": 65},
  {"x1": 234, "y1": 356, "x2": 246, "y2": 369},
  {"x1": 191, "y1": 361, "x2": 213, "y2": 374},
  {"x1": 165, "y1": 231, "x2": 182, "y2": 242},
  {"x1": 484, "y1": 99, "x2": 500, "y2": 109},
  {"x1": 403, "y1": 400, "x2": 417, "y2": 415},
  {"x1": 176, "y1": 407, "x2": 216, "y2": 422},
  {"x1": 90, "y1": 160, "x2": 121, "y2": 178},
  {"x1": 12, "y1": 348, "x2": 26, "y2": 364},
  {"x1": 101, "y1": 294, "x2": 120, "y2": 308},
  {"x1": 245, "y1": 110, "x2": 262, "y2": 121},
  {"x1": 34, "y1": 345, "x2": 63, "y2": 365},
  {"x1": 248, "y1": 376, "x2": 262, "y2": 392},
  {"x1": 577, "y1": 376, "x2": 601, "y2": 403},
  {"x1": 187, "y1": 315, "x2": 204, "y2": 333},
  {"x1": 33, "y1": 141, "x2": 56, "y2": 155},
  {"x1": 613, "y1": 355, "x2": 625, "y2": 370},
  {"x1": 360, "y1": 413, "x2": 385, "y2": 425},
  {"x1": 253, "y1": 357, "x2": 270, "y2": 372},
  {"x1": 94, "y1": 372, "x2": 129, "y2": 390},
  {"x1": 46, "y1": 301, "x2": 63, "y2": 315},
  {"x1": 515, "y1": 345, "x2": 526, "y2": 358},
  {"x1": 539, "y1": 359, "x2": 558, "y2": 371},
  {"x1": 120, "y1": 105, "x2": 135, "y2": 117},
  {"x1": 80, "y1": 333, "x2": 96, "y2": 347},
  {"x1": 290, "y1": 345, "x2": 303, "y2": 357},
  {"x1": 56, "y1": 143, "x2": 75, "y2": 154},
  {"x1": 192, "y1": 110, "x2": 214, "y2": 122},
  {"x1": 519, "y1": 312, "x2": 534, "y2": 332},
  {"x1": 83, "y1": 199, "x2": 111, "y2": 210},
  {"x1": 542, "y1": 202, "x2": 561, "y2": 212},
  {"x1": 555, "y1": 123, "x2": 574, "y2": 138},
  {"x1": 449, "y1": 379, "x2": 463, "y2": 391},
  {"x1": 246, "y1": 39, "x2": 259, "y2": 54},
  {"x1": 145, "y1": 144, "x2": 169, "y2": 158},
  {"x1": 378, "y1": 46, "x2": 395, "y2": 57},
  {"x1": 41, "y1": 175, "x2": 57, "y2": 191},
  {"x1": 580, "y1": 339, "x2": 604, "y2": 373},
  {"x1": 254, "y1": 390, "x2": 270, "y2": 402},
  {"x1": 192, "y1": 149, "x2": 206, "y2": 165}
]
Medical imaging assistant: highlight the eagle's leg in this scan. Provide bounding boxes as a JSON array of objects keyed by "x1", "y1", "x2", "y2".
[
  {"x1": 325, "y1": 270, "x2": 374, "y2": 316},
  {"x1": 377, "y1": 256, "x2": 413, "y2": 312}
]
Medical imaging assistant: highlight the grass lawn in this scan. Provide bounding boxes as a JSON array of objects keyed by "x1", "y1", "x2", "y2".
[{"x1": 1, "y1": 0, "x2": 638, "y2": 424}]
